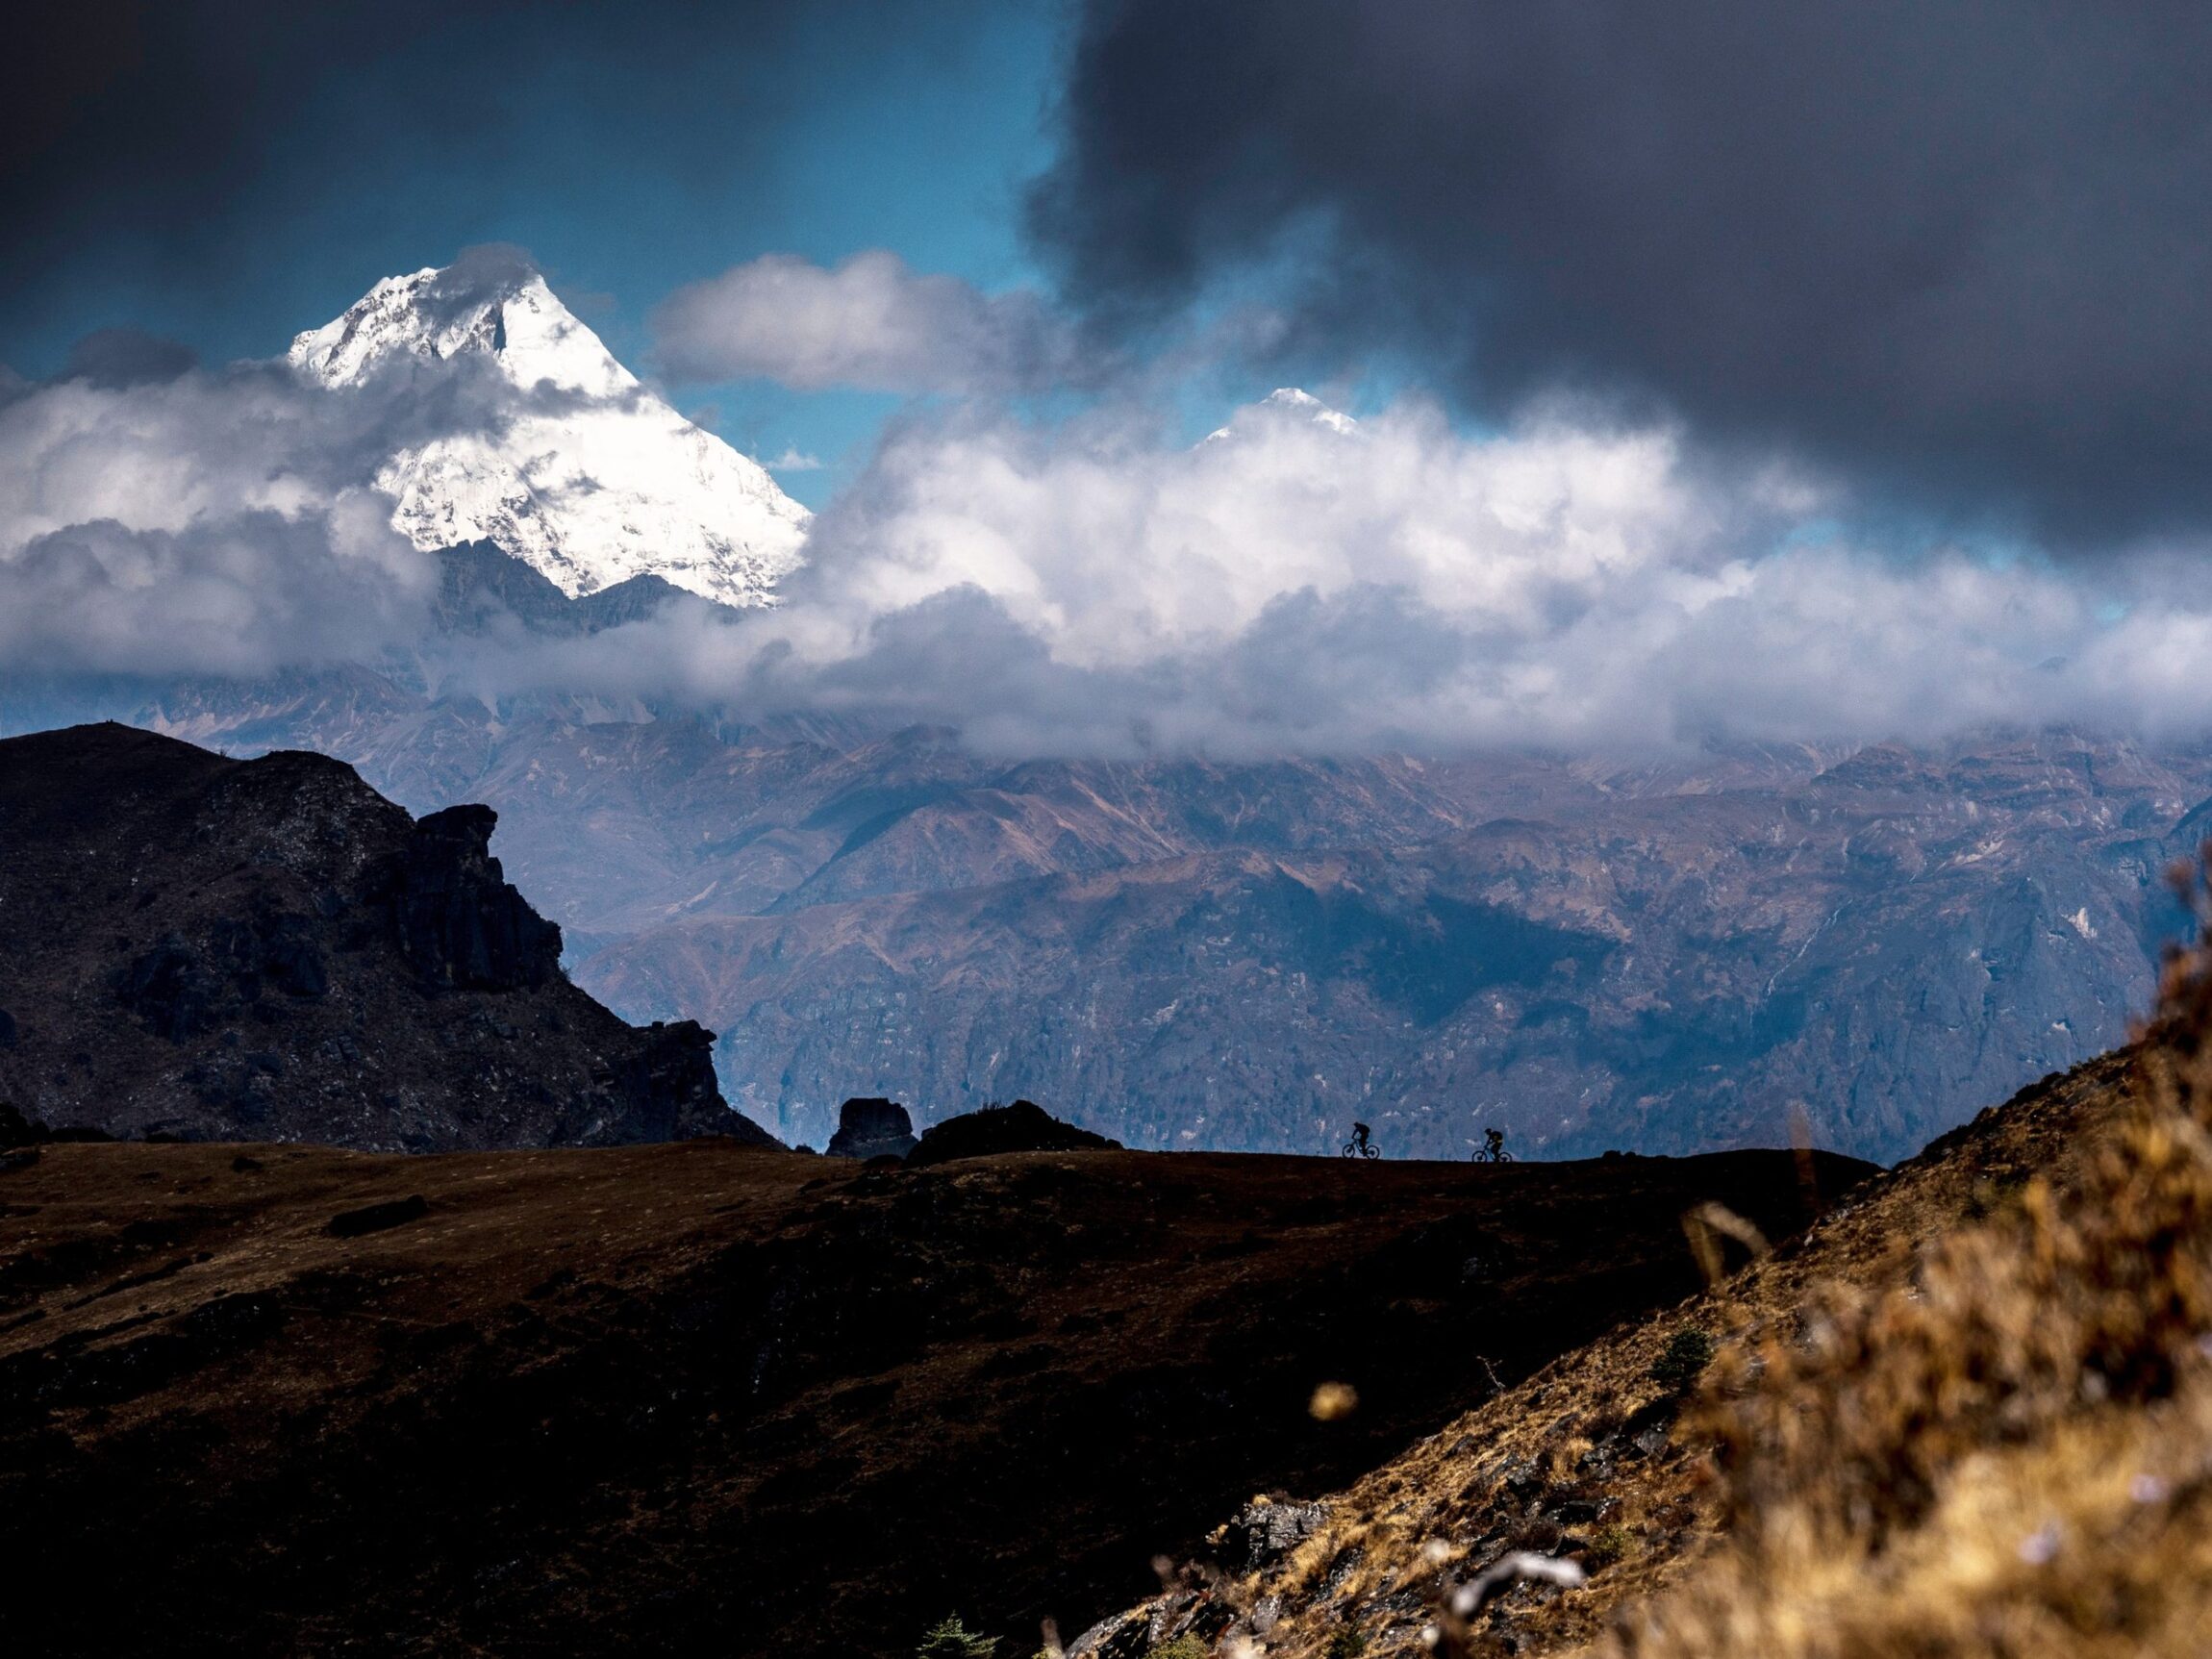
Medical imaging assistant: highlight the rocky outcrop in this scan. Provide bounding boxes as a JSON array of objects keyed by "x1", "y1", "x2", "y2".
[
  {"x1": 1221, "y1": 1496, "x2": 1329, "y2": 1572},
  {"x1": 905, "y1": 1100, "x2": 1121, "y2": 1167},
  {"x1": 384, "y1": 804, "x2": 563, "y2": 991},
  {"x1": 825, "y1": 1097, "x2": 917, "y2": 1159},
  {"x1": 0, "y1": 723, "x2": 775, "y2": 1151},
  {"x1": 0, "y1": 1102, "x2": 110, "y2": 1149}
]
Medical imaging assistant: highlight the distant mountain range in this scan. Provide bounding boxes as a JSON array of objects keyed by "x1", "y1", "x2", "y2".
[
  {"x1": 30, "y1": 659, "x2": 2197, "y2": 1166},
  {"x1": 2, "y1": 261, "x2": 2201, "y2": 1165}
]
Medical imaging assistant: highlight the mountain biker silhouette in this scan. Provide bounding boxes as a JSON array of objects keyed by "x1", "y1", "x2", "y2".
[
  {"x1": 1341, "y1": 1120, "x2": 1378, "y2": 1159},
  {"x1": 1474, "y1": 1126, "x2": 1513, "y2": 1164}
]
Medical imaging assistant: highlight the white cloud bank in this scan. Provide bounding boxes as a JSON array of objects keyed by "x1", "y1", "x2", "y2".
[
  {"x1": 652, "y1": 251, "x2": 1086, "y2": 395},
  {"x1": 0, "y1": 363, "x2": 436, "y2": 675},
  {"x1": 6, "y1": 332, "x2": 2212, "y2": 755},
  {"x1": 444, "y1": 390, "x2": 2212, "y2": 754}
]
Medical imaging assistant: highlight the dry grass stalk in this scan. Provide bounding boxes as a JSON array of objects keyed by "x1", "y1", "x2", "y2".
[{"x1": 1597, "y1": 849, "x2": 2212, "y2": 1658}]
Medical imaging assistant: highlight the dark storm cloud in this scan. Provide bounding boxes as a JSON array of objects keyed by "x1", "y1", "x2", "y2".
[
  {"x1": 1030, "y1": 1, "x2": 2212, "y2": 543},
  {"x1": 0, "y1": 0, "x2": 849, "y2": 317},
  {"x1": 62, "y1": 327, "x2": 198, "y2": 389}
]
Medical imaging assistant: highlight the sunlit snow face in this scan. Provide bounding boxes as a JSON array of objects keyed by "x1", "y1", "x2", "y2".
[{"x1": 283, "y1": 262, "x2": 811, "y2": 609}]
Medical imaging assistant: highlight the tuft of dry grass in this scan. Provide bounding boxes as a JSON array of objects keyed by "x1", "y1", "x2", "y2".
[{"x1": 1597, "y1": 852, "x2": 2212, "y2": 1659}]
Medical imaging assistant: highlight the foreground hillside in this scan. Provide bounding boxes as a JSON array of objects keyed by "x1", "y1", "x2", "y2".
[
  {"x1": 1089, "y1": 897, "x2": 2212, "y2": 1658},
  {"x1": 0, "y1": 1136, "x2": 1865, "y2": 1658}
]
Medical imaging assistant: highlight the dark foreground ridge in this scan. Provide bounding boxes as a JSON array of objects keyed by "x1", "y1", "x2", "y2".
[
  {"x1": 0, "y1": 722, "x2": 773, "y2": 1149},
  {"x1": 0, "y1": 1137, "x2": 1871, "y2": 1658}
]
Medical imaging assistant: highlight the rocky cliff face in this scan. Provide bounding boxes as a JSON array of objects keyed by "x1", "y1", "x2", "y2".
[{"x1": 0, "y1": 723, "x2": 769, "y2": 1150}]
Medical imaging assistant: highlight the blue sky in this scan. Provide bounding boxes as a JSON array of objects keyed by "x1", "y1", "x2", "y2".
[{"x1": 3, "y1": 1, "x2": 1066, "y2": 507}]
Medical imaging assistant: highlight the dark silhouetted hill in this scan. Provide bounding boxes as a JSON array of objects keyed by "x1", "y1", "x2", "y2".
[{"x1": 0, "y1": 722, "x2": 772, "y2": 1150}]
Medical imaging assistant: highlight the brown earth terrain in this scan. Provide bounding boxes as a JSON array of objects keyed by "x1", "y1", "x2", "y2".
[
  {"x1": 1077, "y1": 1052, "x2": 2119, "y2": 1655},
  {"x1": 0, "y1": 1134, "x2": 1869, "y2": 1658}
]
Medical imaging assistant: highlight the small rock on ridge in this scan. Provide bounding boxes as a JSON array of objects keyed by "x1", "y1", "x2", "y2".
[{"x1": 825, "y1": 1097, "x2": 918, "y2": 1160}]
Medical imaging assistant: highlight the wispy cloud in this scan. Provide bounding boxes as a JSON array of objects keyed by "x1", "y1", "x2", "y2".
[
  {"x1": 766, "y1": 446, "x2": 824, "y2": 472},
  {"x1": 652, "y1": 250, "x2": 1089, "y2": 396}
]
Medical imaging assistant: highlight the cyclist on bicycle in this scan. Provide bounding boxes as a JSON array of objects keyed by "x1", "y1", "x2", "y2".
[
  {"x1": 1475, "y1": 1126, "x2": 1511, "y2": 1163},
  {"x1": 1347, "y1": 1121, "x2": 1374, "y2": 1158}
]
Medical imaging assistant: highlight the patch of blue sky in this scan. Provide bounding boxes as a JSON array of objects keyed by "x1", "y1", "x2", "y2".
[{"x1": 4, "y1": 1, "x2": 1063, "y2": 422}]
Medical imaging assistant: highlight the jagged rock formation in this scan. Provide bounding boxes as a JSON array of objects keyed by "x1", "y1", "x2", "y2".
[
  {"x1": 0, "y1": 722, "x2": 771, "y2": 1150},
  {"x1": 905, "y1": 1099, "x2": 1123, "y2": 1167},
  {"x1": 432, "y1": 540, "x2": 716, "y2": 636},
  {"x1": 824, "y1": 1096, "x2": 917, "y2": 1159}
]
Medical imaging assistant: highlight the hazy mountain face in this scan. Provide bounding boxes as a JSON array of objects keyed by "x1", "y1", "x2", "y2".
[
  {"x1": 564, "y1": 730, "x2": 2201, "y2": 1165},
  {"x1": 77, "y1": 664, "x2": 2209, "y2": 1167}
]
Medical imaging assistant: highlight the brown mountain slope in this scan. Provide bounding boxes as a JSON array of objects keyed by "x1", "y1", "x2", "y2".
[
  {"x1": 63, "y1": 674, "x2": 2211, "y2": 1166},
  {"x1": 0, "y1": 1136, "x2": 1868, "y2": 1659},
  {"x1": 0, "y1": 722, "x2": 767, "y2": 1150},
  {"x1": 572, "y1": 730, "x2": 2199, "y2": 1164}
]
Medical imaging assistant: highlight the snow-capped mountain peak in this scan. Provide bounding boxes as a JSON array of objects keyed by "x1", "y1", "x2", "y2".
[
  {"x1": 290, "y1": 254, "x2": 809, "y2": 608},
  {"x1": 1202, "y1": 387, "x2": 1359, "y2": 445}
]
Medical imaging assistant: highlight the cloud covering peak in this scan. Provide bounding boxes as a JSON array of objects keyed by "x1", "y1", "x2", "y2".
[{"x1": 10, "y1": 262, "x2": 2212, "y2": 758}]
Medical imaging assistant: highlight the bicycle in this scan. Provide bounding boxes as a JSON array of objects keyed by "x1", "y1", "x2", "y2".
[
  {"x1": 1341, "y1": 1138, "x2": 1380, "y2": 1160},
  {"x1": 1473, "y1": 1128, "x2": 1514, "y2": 1164}
]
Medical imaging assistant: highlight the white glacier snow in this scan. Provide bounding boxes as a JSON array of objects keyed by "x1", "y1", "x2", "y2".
[
  {"x1": 1201, "y1": 387, "x2": 1359, "y2": 445},
  {"x1": 289, "y1": 255, "x2": 810, "y2": 608}
]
